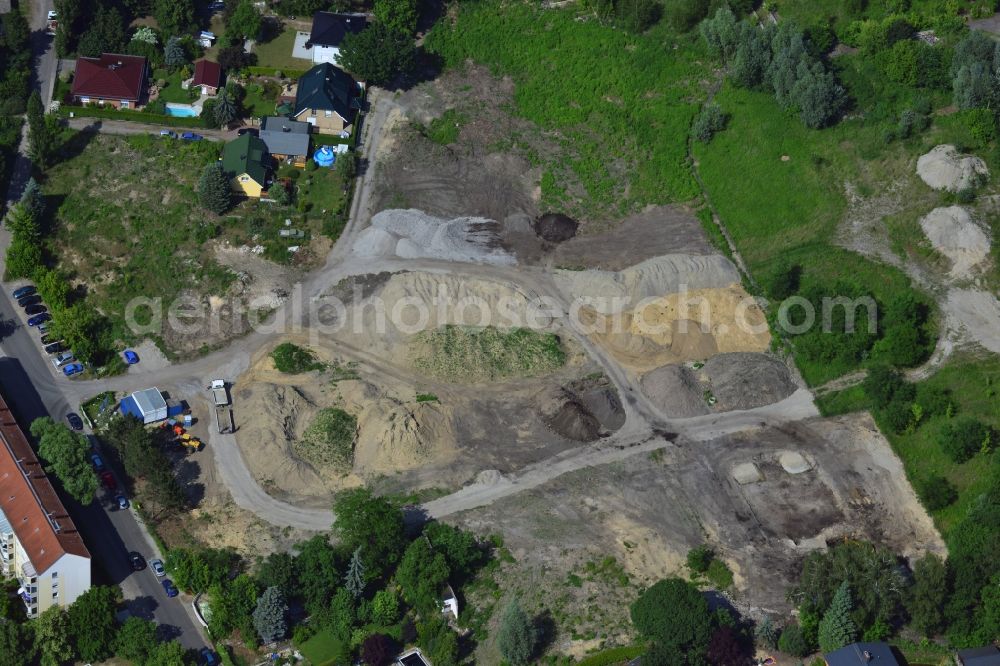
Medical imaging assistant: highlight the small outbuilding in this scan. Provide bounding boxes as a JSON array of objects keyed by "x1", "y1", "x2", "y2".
[
  {"x1": 120, "y1": 388, "x2": 168, "y2": 424},
  {"x1": 957, "y1": 646, "x2": 1000, "y2": 666},
  {"x1": 193, "y1": 59, "x2": 222, "y2": 96}
]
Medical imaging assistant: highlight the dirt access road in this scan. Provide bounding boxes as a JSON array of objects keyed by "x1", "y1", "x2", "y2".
[{"x1": 57, "y1": 89, "x2": 820, "y2": 531}]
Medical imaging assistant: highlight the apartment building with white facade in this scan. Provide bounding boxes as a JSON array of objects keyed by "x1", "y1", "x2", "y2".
[{"x1": 0, "y1": 394, "x2": 90, "y2": 617}]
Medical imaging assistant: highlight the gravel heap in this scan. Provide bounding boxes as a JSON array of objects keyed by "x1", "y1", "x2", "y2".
[
  {"x1": 919, "y1": 206, "x2": 991, "y2": 278},
  {"x1": 917, "y1": 144, "x2": 989, "y2": 193},
  {"x1": 353, "y1": 209, "x2": 516, "y2": 265}
]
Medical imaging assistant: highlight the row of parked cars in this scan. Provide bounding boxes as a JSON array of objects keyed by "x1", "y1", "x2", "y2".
[
  {"x1": 12, "y1": 284, "x2": 84, "y2": 376},
  {"x1": 159, "y1": 130, "x2": 204, "y2": 141}
]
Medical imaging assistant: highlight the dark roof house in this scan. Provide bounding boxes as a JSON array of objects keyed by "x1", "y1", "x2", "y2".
[
  {"x1": 294, "y1": 63, "x2": 359, "y2": 121},
  {"x1": 260, "y1": 117, "x2": 311, "y2": 157},
  {"x1": 958, "y1": 647, "x2": 1000, "y2": 666},
  {"x1": 222, "y1": 133, "x2": 269, "y2": 188},
  {"x1": 305, "y1": 12, "x2": 367, "y2": 49},
  {"x1": 193, "y1": 59, "x2": 222, "y2": 92},
  {"x1": 71, "y1": 53, "x2": 148, "y2": 103},
  {"x1": 824, "y1": 643, "x2": 900, "y2": 666}
]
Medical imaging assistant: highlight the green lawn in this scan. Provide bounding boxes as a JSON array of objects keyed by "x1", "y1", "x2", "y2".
[
  {"x1": 253, "y1": 26, "x2": 309, "y2": 72},
  {"x1": 425, "y1": 1, "x2": 706, "y2": 218},
  {"x1": 297, "y1": 627, "x2": 346, "y2": 666},
  {"x1": 154, "y1": 69, "x2": 200, "y2": 105},
  {"x1": 240, "y1": 81, "x2": 280, "y2": 118}
]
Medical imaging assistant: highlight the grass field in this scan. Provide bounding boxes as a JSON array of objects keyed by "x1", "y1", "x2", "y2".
[
  {"x1": 413, "y1": 325, "x2": 567, "y2": 381},
  {"x1": 296, "y1": 627, "x2": 345, "y2": 666},
  {"x1": 153, "y1": 69, "x2": 200, "y2": 105},
  {"x1": 425, "y1": 1, "x2": 706, "y2": 217},
  {"x1": 253, "y1": 26, "x2": 308, "y2": 72}
]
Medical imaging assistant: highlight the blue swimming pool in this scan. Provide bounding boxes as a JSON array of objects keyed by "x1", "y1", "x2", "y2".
[{"x1": 165, "y1": 104, "x2": 200, "y2": 118}]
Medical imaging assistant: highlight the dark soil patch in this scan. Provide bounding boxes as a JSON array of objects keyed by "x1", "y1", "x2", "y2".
[{"x1": 535, "y1": 213, "x2": 579, "y2": 242}]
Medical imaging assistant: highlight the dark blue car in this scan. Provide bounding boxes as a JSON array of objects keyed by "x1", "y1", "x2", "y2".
[
  {"x1": 11, "y1": 285, "x2": 35, "y2": 299},
  {"x1": 162, "y1": 579, "x2": 179, "y2": 598},
  {"x1": 27, "y1": 313, "x2": 50, "y2": 327},
  {"x1": 181, "y1": 132, "x2": 203, "y2": 141},
  {"x1": 123, "y1": 349, "x2": 139, "y2": 364}
]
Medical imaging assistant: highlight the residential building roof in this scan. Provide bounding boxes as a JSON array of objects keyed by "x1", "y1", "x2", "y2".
[
  {"x1": 222, "y1": 133, "x2": 269, "y2": 186},
  {"x1": 193, "y1": 59, "x2": 222, "y2": 89},
  {"x1": 294, "y1": 63, "x2": 358, "y2": 121},
  {"x1": 958, "y1": 646, "x2": 1000, "y2": 666},
  {"x1": 260, "y1": 117, "x2": 311, "y2": 156},
  {"x1": 306, "y1": 12, "x2": 367, "y2": 48},
  {"x1": 71, "y1": 53, "x2": 147, "y2": 101},
  {"x1": 825, "y1": 642, "x2": 900, "y2": 666},
  {"x1": 0, "y1": 394, "x2": 90, "y2": 574}
]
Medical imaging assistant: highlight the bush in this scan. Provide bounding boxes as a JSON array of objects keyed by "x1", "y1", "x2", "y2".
[
  {"x1": 916, "y1": 474, "x2": 958, "y2": 511},
  {"x1": 686, "y1": 545, "x2": 713, "y2": 573},
  {"x1": 862, "y1": 365, "x2": 906, "y2": 410},
  {"x1": 270, "y1": 342, "x2": 323, "y2": 373},
  {"x1": 665, "y1": 0, "x2": 709, "y2": 32},
  {"x1": 959, "y1": 108, "x2": 997, "y2": 148},
  {"x1": 937, "y1": 417, "x2": 992, "y2": 464},
  {"x1": 706, "y1": 559, "x2": 734, "y2": 590},
  {"x1": 615, "y1": 0, "x2": 661, "y2": 33},
  {"x1": 691, "y1": 103, "x2": 728, "y2": 142},
  {"x1": 777, "y1": 623, "x2": 811, "y2": 657},
  {"x1": 295, "y1": 408, "x2": 357, "y2": 468}
]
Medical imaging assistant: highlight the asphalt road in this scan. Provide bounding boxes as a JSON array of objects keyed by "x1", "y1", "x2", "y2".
[{"x1": 0, "y1": 286, "x2": 208, "y2": 649}]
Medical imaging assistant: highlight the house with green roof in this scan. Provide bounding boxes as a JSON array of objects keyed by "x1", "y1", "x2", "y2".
[
  {"x1": 222, "y1": 133, "x2": 270, "y2": 198},
  {"x1": 293, "y1": 63, "x2": 361, "y2": 136}
]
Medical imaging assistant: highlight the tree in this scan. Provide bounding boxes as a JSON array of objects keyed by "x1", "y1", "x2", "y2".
[
  {"x1": 214, "y1": 88, "x2": 238, "y2": 127},
  {"x1": 906, "y1": 554, "x2": 949, "y2": 638},
  {"x1": 344, "y1": 547, "x2": 365, "y2": 598},
  {"x1": 208, "y1": 574, "x2": 258, "y2": 642},
  {"x1": 154, "y1": 0, "x2": 195, "y2": 37},
  {"x1": 253, "y1": 586, "x2": 289, "y2": 644},
  {"x1": 371, "y1": 588, "x2": 399, "y2": 626},
  {"x1": 417, "y1": 615, "x2": 458, "y2": 666},
  {"x1": 916, "y1": 474, "x2": 958, "y2": 511},
  {"x1": 226, "y1": 0, "x2": 262, "y2": 44},
  {"x1": 706, "y1": 626, "x2": 751, "y2": 666},
  {"x1": 67, "y1": 586, "x2": 118, "y2": 662},
  {"x1": 77, "y1": 6, "x2": 127, "y2": 58},
  {"x1": 218, "y1": 45, "x2": 251, "y2": 72},
  {"x1": 862, "y1": 365, "x2": 906, "y2": 410},
  {"x1": 686, "y1": 545, "x2": 714, "y2": 573},
  {"x1": 199, "y1": 163, "x2": 233, "y2": 215},
  {"x1": 332, "y1": 488, "x2": 406, "y2": 580},
  {"x1": 0, "y1": 619, "x2": 35, "y2": 666},
  {"x1": 257, "y1": 551, "x2": 296, "y2": 596},
  {"x1": 147, "y1": 640, "x2": 188, "y2": 666},
  {"x1": 338, "y1": 24, "x2": 416, "y2": 86},
  {"x1": 4, "y1": 237, "x2": 43, "y2": 281},
  {"x1": 938, "y1": 417, "x2": 992, "y2": 464},
  {"x1": 35, "y1": 606, "x2": 74, "y2": 666},
  {"x1": 397, "y1": 538, "x2": 450, "y2": 613},
  {"x1": 691, "y1": 104, "x2": 727, "y2": 142},
  {"x1": 954, "y1": 62, "x2": 996, "y2": 111},
  {"x1": 776, "y1": 622, "x2": 810, "y2": 657},
  {"x1": 54, "y1": 0, "x2": 84, "y2": 56},
  {"x1": 630, "y1": 578, "x2": 712, "y2": 661},
  {"x1": 754, "y1": 616, "x2": 778, "y2": 650},
  {"x1": 20, "y1": 178, "x2": 44, "y2": 220},
  {"x1": 423, "y1": 521, "x2": 483, "y2": 582},
  {"x1": 818, "y1": 582, "x2": 858, "y2": 653},
  {"x1": 5, "y1": 201, "x2": 40, "y2": 242},
  {"x1": 731, "y1": 24, "x2": 771, "y2": 89},
  {"x1": 700, "y1": 7, "x2": 740, "y2": 62},
  {"x1": 497, "y1": 599, "x2": 538, "y2": 666},
  {"x1": 374, "y1": 0, "x2": 418, "y2": 36},
  {"x1": 164, "y1": 36, "x2": 187, "y2": 69},
  {"x1": 114, "y1": 617, "x2": 159, "y2": 665},
  {"x1": 362, "y1": 634, "x2": 394, "y2": 666},
  {"x1": 27, "y1": 91, "x2": 56, "y2": 168},
  {"x1": 792, "y1": 60, "x2": 845, "y2": 129},
  {"x1": 30, "y1": 418, "x2": 98, "y2": 505},
  {"x1": 295, "y1": 535, "x2": 341, "y2": 615},
  {"x1": 615, "y1": 0, "x2": 660, "y2": 34},
  {"x1": 664, "y1": 0, "x2": 709, "y2": 32}
]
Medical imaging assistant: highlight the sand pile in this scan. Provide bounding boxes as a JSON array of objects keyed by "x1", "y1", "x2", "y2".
[
  {"x1": 579, "y1": 284, "x2": 770, "y2": 373},
  {"x1": 535, "y1": 213, "x2": 579, "y2": 242},
  {"x1": 353, "y1": 209, "x2": 516, "y2": 265},
  {"x1": 640, "y1": 365, "x2": 710, "y2": 418},
  {"x1": 555, "y1": 254, "x2": 741, "y2": 313},
  {"x1": 917, "y1": 145, "x2": 989, "y2": 192},
  {"x1": 919, "y1": 206, "x2": 991, "y2": 277},
  {"x1": 702, "y1": 353, "x2": 797, "y2": 411},
  {"x1": 945, "y1": 288, "x2": 1000, "y2": 354}
]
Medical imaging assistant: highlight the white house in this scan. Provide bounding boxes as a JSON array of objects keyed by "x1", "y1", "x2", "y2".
[
  {"x1": 0, "y1": 395, "x2": 91, "y2": 617},
  {"x1": 304, "y1": 12, "x2": 367, "y2": 65},
  {"x1": 120, "y1": 387, "x2": 168, "y2": 424}
]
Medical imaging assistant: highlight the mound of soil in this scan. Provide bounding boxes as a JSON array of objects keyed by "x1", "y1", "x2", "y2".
[
  {"x1": 917, "y1": 144, "x2": 989, "y2": 193},
  {"x1": 640, "y1": 365, "x2": 710, "y2": 418},
  {"x1": 577, "y1": 386, "x2": 626, "y2": 432},
  {"x1": 538, "y1": 387, "x2": 603, "y2": 442},
  {"x1": 702, "y1": 353, "x2": 797, "y2": 411},
  {"x1": 535, "y1": 213, "x2": 579, "y2": 242},
  {"x1": 919, "y1": 206, "x2": 991, "y2": 277}
]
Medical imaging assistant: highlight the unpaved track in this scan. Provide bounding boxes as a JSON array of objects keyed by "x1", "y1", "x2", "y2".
[{"x1": 59, "y1": 92, "x2": 820, "y2": 530}]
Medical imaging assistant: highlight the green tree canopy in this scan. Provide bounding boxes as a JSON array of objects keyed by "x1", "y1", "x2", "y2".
[
  {"x1": 373, "y1": 0, "x2": 418, "y2": 36},
  {"x1": 199, "y1": 162, "x2": 233, "y2": 215},
  {"x1": 154, "y1": 0, "x2": 195, "y2": 37},
  {"x1": 818, "y1": 581, "x2": 858, "y2": 653},
  {"x1": 253, "y1": 586, "x2": 289, "y2": 644},
  {"x1": 67, "y1": 586, "x2": 119, "y2": 662},
  {"x1": 906, "y1": 553, "x2": 949, "y2": 637},
  {"x1": 630, "y1": 577, "x2": 712, "y2": 661},
  {"x1": 396, "y1": 538, "x2": 450, "y2": 613},
  {"x1": 114, "y1": 616, "x2": 159, "y2": 665},
  {"x1": 35, "y1": 606, "x2": 74, "y2": 666},
  {"x1": 77, "y1": 6, "x2": 127, "y2": 58},
  {"x1": 225, "y1": 0, "x2": 262, "y2": 44},
  {"x1": 30, "y1": 418, "x2": 98, "y2": 505},
  {"x1": 497, "y1": 599, "x2": 538, "y2": 666},
  {"x1": 339, "y1": 24, "x2": 416, "y2": 86},
  {"x1": 332, "y1": 488, "x2": 406, "y2": 580}
]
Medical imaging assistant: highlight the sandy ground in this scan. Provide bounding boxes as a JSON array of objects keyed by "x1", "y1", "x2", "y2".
[
  {"x1": 449, "y1": 412, "x2": 944, "y2": 653},
  {"x1": 919, "y1": 206, "x2": 991, "y2": 278}
]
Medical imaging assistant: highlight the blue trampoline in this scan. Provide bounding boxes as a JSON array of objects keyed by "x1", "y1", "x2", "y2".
[{"x1": 313, "y1": 145, "x2": 336, "y2": 168}]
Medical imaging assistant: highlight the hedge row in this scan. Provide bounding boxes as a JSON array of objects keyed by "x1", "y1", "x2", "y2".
[
  {"x1": 58, "y1": 105, "x2": 207, "y2": 129},
  {"x1": 246, "y1": 66, "x2": 308, "y2": 79}
]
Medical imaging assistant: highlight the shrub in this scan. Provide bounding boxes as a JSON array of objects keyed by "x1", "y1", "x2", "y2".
[
  {"x1": 296, "y1": 408, "x2": 357, "y2": 468},
  {"x1": 777, "y1": 623, "x2": 811, "y2": 657},
  {"x1": 862, "y1": 365, "x2": 906, "y2": 410},
  {"x1": 665, "y1": 0, "x2": 709, "y2": 32},
  {"x1": 615, "y1": 0, "x2": 661, "y2": 33},
  {"x1": 706, "y1": 559, "x2": 734, "y2": 590},
  {"x1": 686, "y1": 545, "x2": 713, "y2": 573},
  {"x1": 937, "y1": 417, "x2": 992, "y2": 463},
  {"x1": 916, "y1": 475, "x2": 958, "y2": 511},
  {"x1": 270, "y1": 342, "x2": 323, "y2": 373},
  {"x1": 691, "y1": 103, "x2": 728, "y2": 142}
]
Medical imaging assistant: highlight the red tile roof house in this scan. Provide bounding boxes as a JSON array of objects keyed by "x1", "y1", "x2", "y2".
[
  {"x1": 193, "y1": 59, "x2": 222, "y2": 96},
  {"x1": 71, "y1": 53, "x2": 149, "y2": 110}
]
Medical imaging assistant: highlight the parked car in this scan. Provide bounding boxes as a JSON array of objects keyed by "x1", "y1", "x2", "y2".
[
  {"x1": 43, "y1": 342, "x2": 63, "y2": 355},
  {"x1": 100, "y1": 471, "x2": 116, "y2": 491},
  {"x1": 129, "y1": 552, "x2": 146, "y2": 571},
  {"x1": 11, "y1": 285, "x2": 36, "y2": 299},
  {"x1": 181, "y1": 132, "x2": 203, "y2": 141},
  {"x1": 90, "y1": 453, "x2": 104, "y2": 470},
  {"x1": 40, "y1": 334, "x2": 58, "y2": 345},
  {"x1": 37, "y1": 322, "x2": 49, "y2": 334},
  {"x1": 161, "y1": 579, "x2": 179, "y2": 598},
  {"x1": 201, "y1": 649, "x2": 219, "y2": 666},
  {"x1": 66, "y1": 413, "x2": 83, "y2": 430},
  {"x1": 62, "y1": 363, "x2": 84, "y2": 377},
  {"x1": 17, "y1": 294, "x2": 41, "y2": 307},
  {"x1": 24, "y1": 304, "x2": 46, "y2": 316},
  {"x1": 52, "y1": 352, "x2": 74, "y2": 368},
  {"x1": 236, "y1": 127, "x2": 258, "y2": 137},
  {"x1": 46, "y1": 10, "x2": 57, "y2": 20},
  {"x1": 159, "y1": 130, "x2": 177, "y2": 138},
  {"x1": 149, "y1": 558, "x2": 166, "y2": 577},
  {"x1": 115, "y1": 495, "x2": 129, "y2": 510},
  {"x1": 123, "y1": 349, "x2": 139, "y2": 364},
  {"x1": 27, "y1": 313, "x2": 50, "y2": 327}
]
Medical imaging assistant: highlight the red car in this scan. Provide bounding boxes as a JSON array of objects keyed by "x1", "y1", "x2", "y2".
[{"x1": 100, "y1": 471, "x2": 117, "y2": 491}]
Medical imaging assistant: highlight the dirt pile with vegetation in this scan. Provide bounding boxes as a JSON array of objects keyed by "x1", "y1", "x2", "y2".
[{"x1": 411, "y1": 325, "x2": 567, "y2": 382}]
